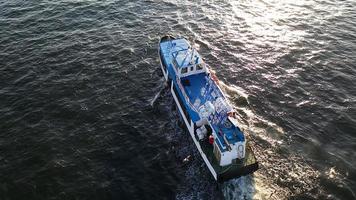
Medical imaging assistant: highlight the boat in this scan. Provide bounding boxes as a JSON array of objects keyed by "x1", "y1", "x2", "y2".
[{"x1": 158, "y1": 35, "x2": 258, "y2": 182}]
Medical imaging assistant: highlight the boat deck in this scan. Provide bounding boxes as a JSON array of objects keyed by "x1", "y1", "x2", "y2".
[
  {"x1": 181, "y1": 72, "x2": 244, "y2": 151},
  {"x1": 181, "y1": 73, "x2": 208, "y2": 108}
]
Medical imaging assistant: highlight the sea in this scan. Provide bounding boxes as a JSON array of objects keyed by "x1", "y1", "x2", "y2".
[{"x1": 1, "y1": 0, "x2": 355, "y2": 199}]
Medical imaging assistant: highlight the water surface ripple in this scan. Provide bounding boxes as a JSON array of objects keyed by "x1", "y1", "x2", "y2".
[{"x1": 1, "y1": 0, "x2": 355, "y2": 199}]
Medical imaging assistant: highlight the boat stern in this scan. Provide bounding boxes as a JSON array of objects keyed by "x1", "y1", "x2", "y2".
[{"x1": 216, "y1": 143, "x2": 259, "y2": 182}]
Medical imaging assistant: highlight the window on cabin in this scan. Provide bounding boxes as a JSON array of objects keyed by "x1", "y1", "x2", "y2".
[
  {"x1": 196, "y1": 64, "x2": 203, "y2": 70},
  {"x1": 190, "y1": 66, "x2": 194, "y2": 72},
  {"x1": 181, "y1": 67, "x2": 188, "y2": 74}
]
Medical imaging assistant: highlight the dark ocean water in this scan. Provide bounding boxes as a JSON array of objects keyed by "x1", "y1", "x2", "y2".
[{"x1": 1, "y1": 0, "x2": 356, "y2": 199}]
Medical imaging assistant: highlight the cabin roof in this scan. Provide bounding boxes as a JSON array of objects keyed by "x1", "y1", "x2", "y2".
[
  {"x1": 163, "y1": 38, "x2": 203, "y2": 68},
  {"x1": 172, "y1": 48, "x2": 203, "y2": 68}
]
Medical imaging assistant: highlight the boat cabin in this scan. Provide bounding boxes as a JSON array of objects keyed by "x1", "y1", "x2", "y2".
[{"x1": 172, "y1": 48, "x2": 207, "y2": 78}]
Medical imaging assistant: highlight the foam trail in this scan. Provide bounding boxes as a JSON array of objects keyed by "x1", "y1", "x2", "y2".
[
  {"x1": 222, "y1": 175, "x2": 256, "y2": 200},
  {"x1": 150, "y1": 77, "x2": 167, "y2": 107}
]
